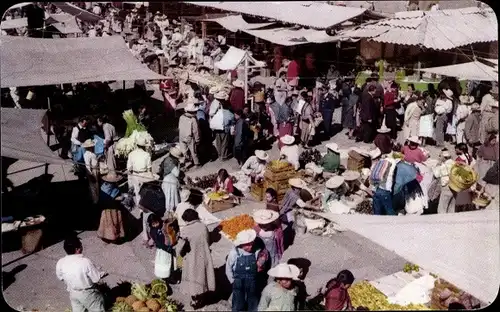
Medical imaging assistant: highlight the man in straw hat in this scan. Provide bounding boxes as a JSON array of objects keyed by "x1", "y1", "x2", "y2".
[
  {"x1": 126, "y1": 136, "x2": 153, "y2": 210},
  {"x1": 374, "y1": 120, "x2": 393, "y2": 155},
  {"x1": 322, "y1": 176, "x2": 347, "y2": 208},
  {"x1": 234, "y1": 150, "x2": 269, "y2": 193},
  {"x1": 178, "y1": 101, "x2": 201, "y2": 169},
  {"x1": 82, "y1": 139, "x2": 100, "y2": 204},
  {"x1": 319, "y1": 143, "x2": 341, "y2": 177},
  {"x1": 258, "y1": 263, "x2": 300, "y2": 311},
  {"x1": 464, "y1": 102, "x2": 482, "y2": 157},
  {"x1": 455, "y1": 95, "x2": 474, "y2": 144},
  {"x1": 230, "y1": 79, "x2": 246, "y2": 112},
  {"x1": 281, "y1": 178, "x2": 307, "y2": 224},
  {"x1": 210, "y1": 90, "x2": 233, "y2": 160},
  {"x1": 225, "y1": 229, "x2": 266, "y2": 312},
  {"x1": 279, "y1": 135, "x2": 301, "y2": 170}
]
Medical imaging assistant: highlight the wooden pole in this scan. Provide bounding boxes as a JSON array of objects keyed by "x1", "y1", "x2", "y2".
[
  {"x1": 45, "y1": 97, "x2": 51, "y2": 175},
  {"x1": 201, "y1": 21, "x2": 207, "y2": 39},
  {"x1": 244, "y1": 56, "x2": 250, "y2": 110}
]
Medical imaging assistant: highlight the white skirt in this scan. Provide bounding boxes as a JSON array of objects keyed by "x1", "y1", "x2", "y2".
[
  {"x1": 446, "y1": 115, "x2": 457, "y2": 135},
  {"x1": 419, "y1": 114, "x2": 434, "y2": 138},
  {"x1": 154, "y1": 248, "x2": 176, "y2": 279}
]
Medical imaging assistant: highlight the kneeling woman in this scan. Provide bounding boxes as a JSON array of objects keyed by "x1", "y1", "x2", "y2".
[{"x1": 97, "y1": 172, "x2": 126, "y2": 244}]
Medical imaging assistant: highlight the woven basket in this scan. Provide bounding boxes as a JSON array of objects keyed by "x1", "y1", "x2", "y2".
[{"x1": 448, "y1": 164, "x2": 478, "y2": 192}]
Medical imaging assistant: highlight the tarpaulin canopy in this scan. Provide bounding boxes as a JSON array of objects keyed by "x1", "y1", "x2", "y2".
[
  {"x1": 241, "y1": 27, "x2": 352, "y2": 46},
  {"x1": 420, "y1": 60, "x2": 498, "y2": 82},
  {"x1": 203, "y1": 14, "x2": 274, "y2": 32},
  {"x1": 0, "y1": 35, "x2": 167, "y2": 88},
  {"x1": 214, "y1": 46, "x2": 265, "y2": 71},
  {"x1": 47, "y1": 13, "x2": 83, "y2": 34},
  {"x1": 53, "y1": 2, "x2": 103, "y2": 22},
  {"x1": 315, "y1": 210, "x2": 500, "y2": 304},
  {"x1": 1, "y1": 108, "x2": 70, "y2": 165}
]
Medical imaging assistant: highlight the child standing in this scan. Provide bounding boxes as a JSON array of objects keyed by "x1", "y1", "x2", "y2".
[{"x1": 258, "y1": 263, "x2": 300, "y2": 311}]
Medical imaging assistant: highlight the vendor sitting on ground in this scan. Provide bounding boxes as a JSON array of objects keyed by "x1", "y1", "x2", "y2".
[
  {"x1": 319, "y1": 143, "x2": 341, "y2": 177},
  {"x1": 402, "y1": 136, "x2": 429, "y2": 164},
  {"x1": 280, "y1": 178, "x2": 307, "y2": 226},
  {"x1": 342, "y1": 170, "x2": 362, "y2": 197},
  {"x1": 214, "y1": 168, "x2": 234, "y2": 194},
  {"x1": 279, "y1": 135, "x2": 301, "y2": 170},
  {"x1": 321, "y1": 176, "x2": 347, "y2": 209},
  {"x1": 234, "y1": 150, "x2": 269, "y2": 192}
]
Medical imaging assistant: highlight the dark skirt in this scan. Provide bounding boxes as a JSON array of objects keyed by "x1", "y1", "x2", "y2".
[{"x1": 342, "y1": 103, "x2": 356, "y2": 129}]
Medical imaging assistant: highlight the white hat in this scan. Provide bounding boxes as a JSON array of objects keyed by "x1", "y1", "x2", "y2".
[
  {"x1": 342, "y1": 170, "x2": 361, "y2": 182},
  {"x1": 369, "y1": 148, "x2": 382, "y2": 160},
  {"x1": 233, "y1": 229, "x2": 257, "y2": 246},
  {"x1": 459, "y1": 95, "x2": 475, "y2": 104},
  {"x1": 136, "y1": 137, "x2": 148, "y2": 147},
  {"x1": 254, "y1": 150, "x2": 269, "y2": 161},
  {"x1": 155, "y1": 11, "x2": 161, "y2": 15},
  {"x1": 268, "y1": 263, "x2": 300, "y2": 280},
  {"x1": 214, "y1": 90, "x2": 228, "y2": 100},
  {"x1": 407, "y1": 136, "x2": 420, "y2": 144},
  {"x1": 326, "y1": 143, "x2": 339, "y2": 153},
  {"x1": 154, "y1": 49, "x2": 164, "y2": 56},
  {"x1": 326, "y1": 176, "x2": 345, "y2": 189},
  {"x1": 280, "y1": 135, "x2": 295, "y2": 145},
  {"x1": 443, "y1": 89, "x2": 454, "y2": 100},
  {"x1": 252, "y1": 209, "x2": 279, "y2": 225},
  {"x1": 169, "y1": 146, "x2": 182, "y2": 158},
  {"x1": 82, "y1": 139, "x2": 95, "y2": 148},
  {"x1": 378, "y1": 118, "x2": 391, "y2": 133},
  {"x1": 132, "y1": 8, "x2": 138, "y2": 12},
  {"x1": 184, "y1": 99, "x2": 198, "y2": 112},
  {"x1": 471, "y1": 102, "x2": 481, "y2": 110},
  {"x1": 180, "y1": 189, "x2": 191, "y2": 202},
  {"x1": 168, "y1": 60, "x2": 178, "y2": 66},
  {"x1": 232, "y1": 79, "x2": 245, "y2": 88},
  {"x1": 289, "y1": 178, "x2": 306, "y2": 189}
]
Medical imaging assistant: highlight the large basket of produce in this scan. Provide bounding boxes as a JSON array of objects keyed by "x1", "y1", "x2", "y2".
[
  {"x1": 265, "y1": 161, "x2": 295, "y2": 182},
  {"x1": 349, "y1": 281, "x2": 430, "y2": 310},
  {"x1": 472, "y1": 192, "x2": 491, "y2": 208},
  {"x1": 448, "y1": 163, "x2": 478, "y2": 192},
  {"x1": 205, "y1": 191, "x2": 235, "y2": 213},
  {"x1": 430, "y1": 278, "x2": 480, "y2": 310},
  {"x1": 251, "y1": 182, "x2": 265, "y2": 201},
  {"x1": 122, "y1": 109, "x2": 147, "y2": 138},
  {"x1": 111, "y1": 279, "x2": 181, "y2": 312},
  {"x1": 115, "y1": 130, "x2": 155, "y2": 158},
  {"x1": 219, "y1": 214, "x2": 255, "y2": 241}
]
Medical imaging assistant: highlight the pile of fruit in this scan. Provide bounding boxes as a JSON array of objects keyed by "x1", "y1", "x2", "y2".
[
  {"x1": 267, "y1": 160, "x2": 292, "y2": 172},
  {"x1": 207, "y1": 191, "x2": 228, "y2": 201},
  {"x1": 348, "y1": 281, "x2": 430, "y2": 310},
  {"x1": 355, "y1": 200, "x2": 373, "y2": 214},
  {"x1": 299, "y1": 149, "x2": 322, "y2": 168},
  {"x1": 403, "y1": 262, "x2": 420, "y2": 273},
  {"x1": 219, "y1": 214, "x2": 255, "y2": 240},
  {"x1": 111, "y1": 280, "x2": 180, "y2": 312}
]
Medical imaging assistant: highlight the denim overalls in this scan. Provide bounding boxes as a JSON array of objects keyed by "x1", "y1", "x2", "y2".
[{"x1": 232, "y1": 248, "x2": 259, "y2": 312}]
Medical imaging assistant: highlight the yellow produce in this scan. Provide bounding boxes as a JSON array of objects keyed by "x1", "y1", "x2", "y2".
[
  {"x1": 132, "y1": 300, "x2": 146, "y2": 311},
  {"x1": 208, "y1": 191, "x2": 226, "y2": 201},
  {"x1": 125, "y1": 295, "x2": 139, "y2": 306},
  {"x1": 348, "y1": 281, "x2": 431, "y2": 310},
  {"x1": 269, "y1": 160, "x2": 290, "y2": 171}
]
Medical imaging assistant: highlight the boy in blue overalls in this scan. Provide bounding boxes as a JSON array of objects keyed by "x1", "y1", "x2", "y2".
[{"x1": 225, "y1": 229, "x2": 268, "y2": 312}]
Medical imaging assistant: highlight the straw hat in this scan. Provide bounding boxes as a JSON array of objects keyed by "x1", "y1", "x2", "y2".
[
  {"x1": 131, "y1": 8, "x2": 138, "y2": 13},
  {"x1": 82, "y1": 139, "x2": 95, "y2": 148},
  {"x1": 174, "y1": 27, "x2": 180, "y2": 32},
  {"x1": 471, "y1": 103, "x2": 481, "y2": 111},
  {"x1": 407, "y1": 136, "x2": 420, "y2": 145},
  {"x1": 280, "y1": 135, "x2": 295, "y2": 145},
  {"x1": 459, "y1": 95, "x2": 475, "y2": 104},
  {"x1": 214, "y1": 90, "x2": 228, "y2": 100},
  {"x1": 189, "y1": 59, "x2": 197, "y2": 65},
  {"x1": 180, "y1": 189, "x2": 191, "y2": 202},
  {"x1": 252, "y1": 209, "x2": 279, "y2": 225},
  {"x1": 169, "y1": 146, "x2": 182, "y2": 158},
  {"x1": 268, "y1": 263, "x2": 300, "y2": 280},
  {"x1": 342, "y1": 170, "x2": 361, "y2": 182},
  {"x1": 289, "y1": 178, "x2": 306, "y2": 189},
  {"x1": 326, "y1": 176, "x2": 345, "y2": 189},
  {"x1": 233, "y1": 229, "x2": 257, "y2": 246},
  {"x1": 232, "y1": 79, "x2": 245, "y2": 88},
  {"x1": 136, "y1": 137, "x2": 148, "y2": 147},
  {"x1": 369, "y1": 148, "x2": 382, "y2": 160},
  {"x1": 326, "y1": 143, "x2": 339, "y2": 153},
  {"x1": 443, "y1": 89, "x2": 454, "y2": 100},
  {"x1": 102, "y1": 172, "x2": 123, "y2": 183},
  {"x1": 378, "y1": 117, "x2": 391, "y2": 133},
  {"x1": 255, "y1": 150, "x2": 269, "y2": 161}
]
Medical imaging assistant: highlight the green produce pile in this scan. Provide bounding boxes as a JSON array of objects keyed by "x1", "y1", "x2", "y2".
[
  {"x1": 403, "y1": 262, "x2": 420, "y2": 273},
  {"x1": 123, "y1": 109, "x2": 147, "y2": 138},
  {"x1": 111, "y1": 280, "x2": 180, "y2": 312}
]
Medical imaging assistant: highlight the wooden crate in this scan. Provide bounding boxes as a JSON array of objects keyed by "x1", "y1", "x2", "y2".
[
  {"x1": 207, "y1": 199, "x2": 236, "y2": 213},
  {"x1": 264, "y1": 179, "x2": 291, "y2": 194},
  {"x1": 264, "y1": 165, "x2": 296, "y2": 182},
  {"x1": 347, "y1": 150, "x2": 368, "y2": 171},
  {"x1": 251, "y1": 183, "x2": 265, "y2": 201}
]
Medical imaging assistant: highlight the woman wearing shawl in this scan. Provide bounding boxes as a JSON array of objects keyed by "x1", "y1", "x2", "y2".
[
  {"x1": 392, "y1": 161, "x2": 426, "y2": 215},
  {"x1": 160, "y1": 146, "x2": 183, "y2": 213},
  {"x1": 97, "y1": 172, "x2": 126, "y2": 243}
]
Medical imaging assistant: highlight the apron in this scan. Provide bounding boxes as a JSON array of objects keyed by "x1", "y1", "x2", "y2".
[{"x1": 154, "y1": 248, "x2": 176, "y2": 278}]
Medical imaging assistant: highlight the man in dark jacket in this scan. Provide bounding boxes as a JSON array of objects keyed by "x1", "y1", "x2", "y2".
[
  {"x1": 233, "y1": 109, "x2": 252, "y2": 165},
  {"x1": 358, "y1": 85, "x2": 377, "y2": 143}
]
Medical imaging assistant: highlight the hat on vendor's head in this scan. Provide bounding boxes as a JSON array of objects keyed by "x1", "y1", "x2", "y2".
[
  {"x1": 214, "y1": 90, "x2": 228, "y2": 100},
  {"x1": 280, "y1": 135, "x2": 295, "y2": 145},
  {"x1": 459, "y1": 95, "x2": 475, "y2": 104},
  {"x1": 180, "y1": 188, "x2": 191, "y2": 202},
  {"x1": 82, "y1": 139, "x2": 95, "y2": 148},
  {"x1": 174, "y1": 27, "x2": 180, "y2": 32},
  {"x1": 440, "y1": 149, "x2": 451, "y2": 158},
  {"x1": 184, "y1": 103, "x2": 198, "y2": 113},
  {"x1": 471, "y1": 102, "x2": 481, "y2": 111},
  {"x1": 209, "y1": 86, "x2": 219, "y2": 95},
  {"x1": 233, "y1": 229, "x2": 257, "y2": 246},
  {"x1": 326, "y1": 143, "x2": 339, "y2": 153},
  {"x1": 169, "y1": 146, "x2": 183, "y2": 158},
  {"x1": 155, "y1": 49, "x2": 165, "y2": 56},
  {"x1": 252, "y1": 209, "x2": 279, "y2": 225},
  {"x1": 255, "y1": 150, "x2": 269, "y2": 162},
  {"x1": 326, "y1": 176, "x2": 345, "y2": 189},
  {"x1": 289, "y1": 178, "x2": 306, "y2": 189},
  {"x1": 155, "y1": 11, "x2": 161, "y2": 15},
  {"x1": 268, "y1": 263, "x2": 300, "y2": 280},
  {"x1": 443, "y1": 89, "x2": 454, "y2": 100},
  {"x1": 342, "y1": 170, "x2": 361, "y2": 182},
  {"x1": 407, "y1": 136, "x2": 420, "y2": 145},
  {"x1": 188, "y1": 59, "x2": 197, "y2": 65},
  {"x1": 102, "y1": 172, "x2": 123, "y2": 183},
  {"x1": 232, "y1": 79, "x2": 245, "y2": 88},
  {"x1": 369, "y1": 147, "x2": 382, "y2": 160}
]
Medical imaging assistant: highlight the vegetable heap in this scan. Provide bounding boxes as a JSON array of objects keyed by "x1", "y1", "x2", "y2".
[
  {"x1": 115, "y1": 130, "x2": 155, "y2": 158},
  {"x1": 123, "y1": 109, "x2": 146, "y2": 138},
  {"x1": 299, "y1": 149, "x2": 322, "y2": 168},
  {"x1": 112, "y1": 280, "x2": 180, "y2": 312},
  {"x1": 355, "y1": 199, "x2": 373, "y2": 215},
  {"x1": 186, "y1": 174, "x2": 237, "y2": 189},
  {"x1": 207, "y1": 191, "x2": 227, "y2": 201},
  {"x1": 219, "y1": 214, "x2": 255, "y2": 240},
  {"x1": 348, "y1": 281, "x2": 430, "y2": 310},
  {"x1": 268, "y1": 160, "x2": 292, "y2": 171},
  {"x1": 403, "y1": 262, "x2": 420, "y2": 273}
]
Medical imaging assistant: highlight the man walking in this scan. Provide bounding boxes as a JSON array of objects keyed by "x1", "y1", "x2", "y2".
[
  {"x1": 178, "y1": 103, "x2": 201, "y2": 168},
  {"x1": 56, "y1": 236, "x2": 107, "y2": 312},
  {"x1": 358, "y1": 85, "x2": 377, "y2": 143},
  {"x1": 233, "y1": 109, "x2": 252, "y2": 166}
]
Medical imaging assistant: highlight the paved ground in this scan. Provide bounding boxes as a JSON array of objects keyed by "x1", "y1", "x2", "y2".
[{"x1": 2, "y1": 119, "x2": 451, "y2": 311}]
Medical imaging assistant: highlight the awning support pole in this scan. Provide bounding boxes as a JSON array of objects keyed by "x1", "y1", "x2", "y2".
[{"x1": 244, "y1": 56, "x2": 249, "y2": 108}]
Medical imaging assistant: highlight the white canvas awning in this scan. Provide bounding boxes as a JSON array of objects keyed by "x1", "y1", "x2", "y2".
[
  {"x1": 420, "y1": 60, "x2": 498, "y2": 82},
  {"x1": 53, "y1": 2, "x2": 102, "y2": 22},
  {"x1": 336, "y1": 7, "x2": 498, "y2": 50},
  {"x1": 1, "y1": 12, "x2": 51, "y2": 30},
  {"x1": 215, "y1": 46, "x2": 265, "y2": 71},
  {"x1": 241, "y1": 27, "x2": 345, "y2": 46},
  {"x1": 315, "y1": 210, "x2": 500, "y2": 304},
  {"x1": 0, "y1": 35, "x2": 167, "y2": 88},
  {"x1": 203, "y1": 15, "x2": 274, "y2": 32}
]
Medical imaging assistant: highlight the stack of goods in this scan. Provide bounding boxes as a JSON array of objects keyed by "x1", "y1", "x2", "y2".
[
  {"x1": 173, "y1": 68, "x2": 230, "y2": 89},
  {"x1": 112, "y1": 280, "x2": 181, "y2": 312},
  {"x1": 219, "y1": 214, "x2": 255, "y2": 240},
  {"x1": 354, "y1": 199, "x2": 373, "y2": 215},
  {"x1": 347, "y1": 149, "x2": 370, "y2": 171},
  {"x1": 264, "y1": 160, "x2": 297, "y2": 203},
  {"x1": 251, "y1": 180, "x2": 265, "y2": 201},
  {"x1": 115, "y1": 130, "x2": 155, "y2": 159},
  {"x1": 448, "y1": 163, "x2": 478, "y2": 192},
  {"x1": 205, "y1": 190, "x2": 235, "y2": 213},
  {"x1": 299, "y1": 149, "x2": 322, "y2": 169},
  {"x1": 123, "y1": 109, "x2": 147, "y2": 138},
  {"x1": 186, "y1": 174, "x2": 238, "y2": 190},
  {"x1": 430, "y1": 279, "x2": 480, "y2": 310},
  {"x1": 348, "y1": 281, "x2": 430, "y2": 310}
]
